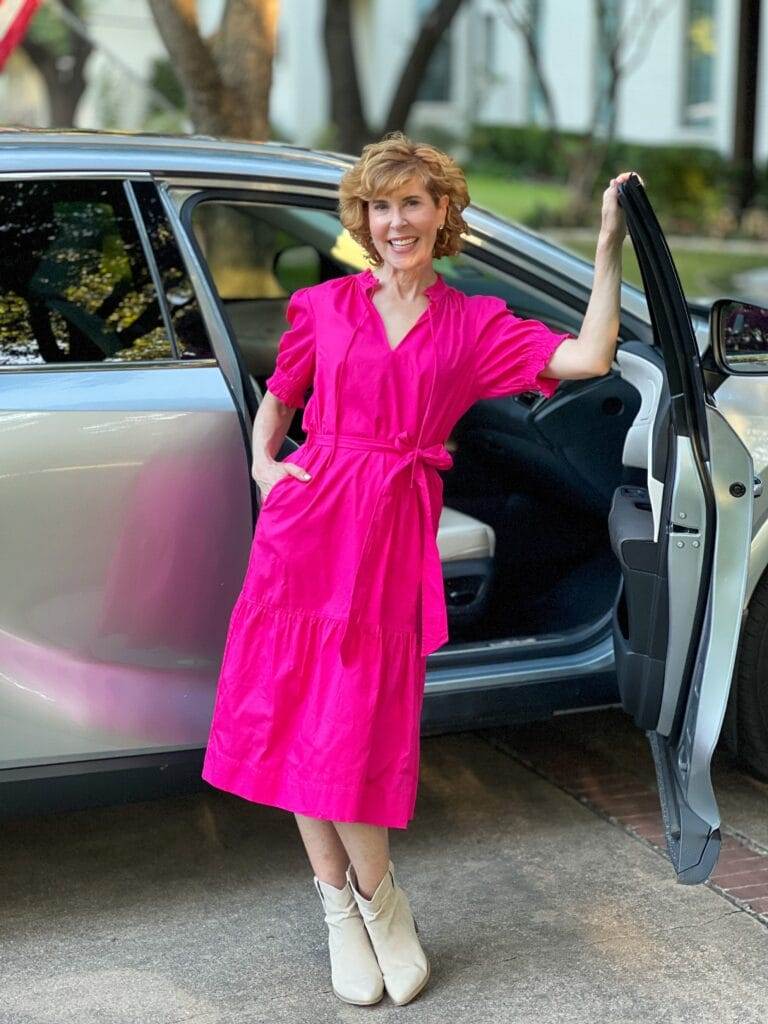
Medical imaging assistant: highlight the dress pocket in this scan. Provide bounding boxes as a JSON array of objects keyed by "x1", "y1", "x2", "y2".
[{"x1": 260, "y1": 472, "x2": 295, "y2": 510}]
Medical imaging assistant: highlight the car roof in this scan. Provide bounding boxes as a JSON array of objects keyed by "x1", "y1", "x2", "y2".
[{"x1": 0, "y1": 129, "x2": 355, "y2": 182}]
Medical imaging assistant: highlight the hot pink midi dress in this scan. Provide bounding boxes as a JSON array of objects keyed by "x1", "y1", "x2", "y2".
[{"x1": 201, "y1": 267, "x2": 573, "y2": 828}]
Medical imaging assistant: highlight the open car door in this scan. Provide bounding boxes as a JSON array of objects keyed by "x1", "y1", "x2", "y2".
[{"x1": 609, "y1": 174, "x2": 755, "y2": 883}]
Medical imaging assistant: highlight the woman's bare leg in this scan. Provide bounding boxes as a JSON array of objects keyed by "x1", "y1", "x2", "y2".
[
  {"x1": 294, "y1": 813, "x2": 350, "y2": 887},
  {"x1": 331, "y1": 821, "x2": 390, "y2": 899}
]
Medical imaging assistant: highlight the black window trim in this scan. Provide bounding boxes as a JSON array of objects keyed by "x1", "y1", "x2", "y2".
[{"x1": 123, "y1": 180, "x2": 179, "y2": 360}]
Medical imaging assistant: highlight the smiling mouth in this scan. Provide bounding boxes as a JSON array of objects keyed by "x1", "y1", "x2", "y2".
[{"x1": 389, "y1": 237, "x2": 418, "y2": 250}]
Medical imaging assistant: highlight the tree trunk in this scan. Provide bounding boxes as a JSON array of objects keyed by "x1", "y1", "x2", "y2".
[
  {"x1": 323, "y1": 0, "x2": 467, "y2": 155},
  {"x1": 147, "y1": 0, "x2": 277, "y2": 140},
  {"x1": 216, "y1": 0, "x2": 279, "y2": 140},
  {"x1": 564, "y1": 0, "x2": 618, "y2": 218},
  {"x1": 520, "y1": 29, "x2": 558, "y2": 133},
  {"x1": 20, "y1": 0, "x2": 92, "y2": 128},
  {"x1": 732, "y1": 0, "x2": 761, "y2": 220},
  {"x1": 381, "y1": 0, "x2": 465, "y2": 135},
  {"x1": 323, "y1": 0, "x2": 370, "y2": 154}
]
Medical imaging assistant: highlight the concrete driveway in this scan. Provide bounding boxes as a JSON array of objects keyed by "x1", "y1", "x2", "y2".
[{"x1": 3, "y1": 710, "x2": 768, "y2": 1023}]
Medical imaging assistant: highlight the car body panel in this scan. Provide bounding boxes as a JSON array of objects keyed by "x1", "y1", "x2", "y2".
[{"x1": 0, "y1": 366, "x2": 252, "y2": 768}]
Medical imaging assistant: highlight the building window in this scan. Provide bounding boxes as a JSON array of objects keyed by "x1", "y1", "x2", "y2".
[
  {"x1": 416, "y1": 0, "x2": 452, "y2": 102},
  {"x1": 683, "y1": 0, "x2": 716, "y2": 128}
]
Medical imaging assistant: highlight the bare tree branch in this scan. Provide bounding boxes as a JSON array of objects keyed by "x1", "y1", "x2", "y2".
[
  {"x1": 619, "y1": 1, "x2": 675, "y2": 79},
  {"x1": 381, "y1": 0, "x2": 465, "y2": 135},
  {"x1": 496, "y1": 0, "x2": 558, "y2": 131},
  {"x1": 500, "y1": 0, "x2": 678, "y2": 216},
  {"x1": 323, "y1": 0, "x2": 370, "y2": 152}
]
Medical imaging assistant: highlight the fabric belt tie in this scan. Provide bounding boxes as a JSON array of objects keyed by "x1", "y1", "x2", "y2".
[{"x1": 306, "y1": 429, "x2": 454, "y2": 663}]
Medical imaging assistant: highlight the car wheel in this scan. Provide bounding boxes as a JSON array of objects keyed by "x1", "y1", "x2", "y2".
[{"x1": 724, "y1": 572, "x2": 768, "y2": 781}]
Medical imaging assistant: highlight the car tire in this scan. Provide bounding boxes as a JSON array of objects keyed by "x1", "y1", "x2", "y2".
[{"x1": 723, "y1": 573, "x2": 768, "y2": 781}]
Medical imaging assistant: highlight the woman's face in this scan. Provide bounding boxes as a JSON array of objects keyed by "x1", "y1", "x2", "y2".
[{"x1": 367, "y1": 176, "x2": 448, "y2": 272}]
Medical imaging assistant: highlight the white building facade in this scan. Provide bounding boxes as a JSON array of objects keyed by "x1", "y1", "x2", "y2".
[{"x1": 0, "y1": 0, "x2": 765, "y2": 161}]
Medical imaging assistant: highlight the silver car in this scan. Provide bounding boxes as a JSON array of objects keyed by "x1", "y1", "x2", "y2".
[{"x1": 1, "y1": 132, "x2": 765, "y2": 885}]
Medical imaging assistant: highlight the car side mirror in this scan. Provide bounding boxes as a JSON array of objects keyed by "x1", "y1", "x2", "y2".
[{"x1": 710, "y1": 297, "x2": 768, "y2": 375}]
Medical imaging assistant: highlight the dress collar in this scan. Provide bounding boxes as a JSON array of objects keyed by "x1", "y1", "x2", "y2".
[{"x1": 358, "y1": 266, "x2": 448, "y2": 301}]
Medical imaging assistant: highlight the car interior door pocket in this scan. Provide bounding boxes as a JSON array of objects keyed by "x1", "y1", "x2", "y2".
[{"x1": 609, "y1": 484, "x2": 668, "y2": 729}]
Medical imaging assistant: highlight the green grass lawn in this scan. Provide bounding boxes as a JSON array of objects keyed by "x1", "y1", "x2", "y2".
[
  {"x1": 559, "y1": 239, "x2": 768, "y2": 300},
  {"x1": 466, "y1": 172, "x2": 768, "y2": 300},
  {"x1": 466, "y1": 172, "x2": 568, "y2": 222}
]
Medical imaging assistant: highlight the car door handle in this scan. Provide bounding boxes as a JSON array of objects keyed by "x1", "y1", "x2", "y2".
[{"x1": 755, "y1": 476, "x2": 763, "y2": 498}]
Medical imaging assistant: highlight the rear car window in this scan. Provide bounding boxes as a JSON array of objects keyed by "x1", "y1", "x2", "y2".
[{"x1": 0, "y1": 179, "x2": 172, "y2": 366}]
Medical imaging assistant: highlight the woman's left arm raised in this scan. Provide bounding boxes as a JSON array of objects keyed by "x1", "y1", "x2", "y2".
[{"x1": 541, "y1": 170, "x2": 644, "y2": 381}]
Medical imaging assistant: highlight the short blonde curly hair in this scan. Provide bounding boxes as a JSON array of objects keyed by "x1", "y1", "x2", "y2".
[{"x1": 338, "y1": 131, "x2": 470, "y2": 266}]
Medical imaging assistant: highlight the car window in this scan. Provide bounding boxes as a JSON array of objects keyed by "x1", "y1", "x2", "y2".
[
  {"x1": 0, "y1": 179, "x2": 172, "y2": 366},
  {"x1": 188, "y1": 197, "x2": 578, "y2": 383},
  {"x1": 189, "y1": 200, "x2": 364, "y2": 381}
]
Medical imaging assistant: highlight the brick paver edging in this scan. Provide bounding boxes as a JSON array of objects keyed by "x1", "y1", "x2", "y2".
[{"x1": 481, "y1": 730, "x2": 768, "y2": 926}]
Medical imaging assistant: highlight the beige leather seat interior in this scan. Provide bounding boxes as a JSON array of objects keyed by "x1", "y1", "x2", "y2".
[
  {"x1": 437, "y1": 506, "x2": 495, "y2": 563},
  {"x1": 438, "y1": 506, "x2": 496, "y2": 627}
]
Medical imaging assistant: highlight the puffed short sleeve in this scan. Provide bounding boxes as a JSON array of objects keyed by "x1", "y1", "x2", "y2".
[
  {"x1": 470, "y1": 296, "x2": 573, "y2": 402},
  {"x1": 264, "y1": 286, "x2": 316, "y2": 408}
]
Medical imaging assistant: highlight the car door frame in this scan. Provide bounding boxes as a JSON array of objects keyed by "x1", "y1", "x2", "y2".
[
  {"x1": 157, "y1": 175, "x2": 651, "y2": 692},
  {"x1": 616, "y1": 173, "x2": 755, "y2": 883}
]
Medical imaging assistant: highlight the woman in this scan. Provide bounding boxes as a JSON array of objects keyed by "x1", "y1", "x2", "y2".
[{"x1": 202, "y1": 132, "x2": 639, "y2": 1006}]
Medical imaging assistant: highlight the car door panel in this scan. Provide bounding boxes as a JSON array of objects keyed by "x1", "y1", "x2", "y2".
[
  {"x1": 457, "y1": 372, "x2": 640, "y2": 519},
  {"x1": 0, "y1": 177, "x2": 254, "y2": 769},
  {"x1": 0, "y1": 367, "x2": 253, "y2": 767},
  {"x1": 610, "y1": 175, "x2": 755, "y2": 883},
  {"x1": 614, "y1": 344, "x2": 667, "y2": 538}
]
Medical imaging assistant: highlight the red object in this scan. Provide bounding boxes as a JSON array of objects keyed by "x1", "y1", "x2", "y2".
[{"x1": 0, "y1": 0, "x2": 43, "y2": 72}]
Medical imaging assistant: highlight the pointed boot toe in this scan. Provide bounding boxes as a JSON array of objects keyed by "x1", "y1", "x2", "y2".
[
  {"x1": 347, "y1": 860, "x2": 430, "y2": 1006},
  {"x1": 314, "y1": 874, "x2": 384, "y2": 1005}
]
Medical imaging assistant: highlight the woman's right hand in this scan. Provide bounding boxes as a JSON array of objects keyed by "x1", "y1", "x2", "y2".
[{"x1": 252, "y1": 459, "x2": 312, "y2": 502}]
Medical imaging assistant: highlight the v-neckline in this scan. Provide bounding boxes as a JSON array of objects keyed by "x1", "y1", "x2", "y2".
[
  {"x1": 360, "y1": 268, "x2": 444, "y2": 354},
  {"x1": 369, "y1": 298, "x2": 429, "y2": 353}
]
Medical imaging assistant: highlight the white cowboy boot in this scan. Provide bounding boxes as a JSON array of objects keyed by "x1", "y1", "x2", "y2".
[
  {"x1": 346, "y1": 859, "x2": 431, "y2": 1006},
  {"x1": 313, "y1": 873, "x2": 384, "y2": 1005}
]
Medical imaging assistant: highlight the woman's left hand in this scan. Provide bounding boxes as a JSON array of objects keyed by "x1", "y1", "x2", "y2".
[{"x1": 601, "y1": 170, "x2": 645, "y2": 245}]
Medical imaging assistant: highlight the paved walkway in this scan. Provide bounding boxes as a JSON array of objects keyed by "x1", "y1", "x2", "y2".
[{"x1": 3, "y1": 714, "x2": 768, "y2": 1023}]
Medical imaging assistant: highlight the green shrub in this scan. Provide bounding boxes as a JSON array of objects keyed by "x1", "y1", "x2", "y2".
[
  {"x1": 470, "y1": 124, "x2": 572, "y2": 179},
  {"x1": 468, "y1": 124, "x2": 744, "y2": 233},
  {"x1": 410, "y1": 122, "x2": 462, "y2": 153}
]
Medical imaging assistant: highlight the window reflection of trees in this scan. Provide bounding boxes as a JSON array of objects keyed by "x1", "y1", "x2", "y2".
[
  {"x1": 0, "y1": 180, "x2": 171, "y2": 366},
  {"x1": 724, "y1": 304, "x2": 768, "y2": 364}
]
